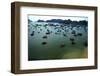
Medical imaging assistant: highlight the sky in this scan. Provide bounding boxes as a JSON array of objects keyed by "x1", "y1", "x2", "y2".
[{"x1": 28, "y1": 14, "x2": 88, "y2": 22}]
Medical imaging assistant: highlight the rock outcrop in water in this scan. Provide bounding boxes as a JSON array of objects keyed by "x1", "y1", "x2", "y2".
[
  {"x1": 42, "y1": 42, "x2": 47, "y2": 45},
  {"x1": 29, "y1": 18, "x2": 88, "y2": 47}
]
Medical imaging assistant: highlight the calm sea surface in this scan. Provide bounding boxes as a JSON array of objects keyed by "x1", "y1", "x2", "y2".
[{"x1": 28, "y1": 22, "x2": 88, "y2": 60}]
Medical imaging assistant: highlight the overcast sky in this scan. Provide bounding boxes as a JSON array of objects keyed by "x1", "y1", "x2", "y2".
[{"x1": 28, "y1": 15, "x2": 88, "y2": 22}]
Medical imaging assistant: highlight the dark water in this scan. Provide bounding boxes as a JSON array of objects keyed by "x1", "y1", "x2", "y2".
[{"x1": 28, "y1": 22, "x2": 88, "y2": 61}]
